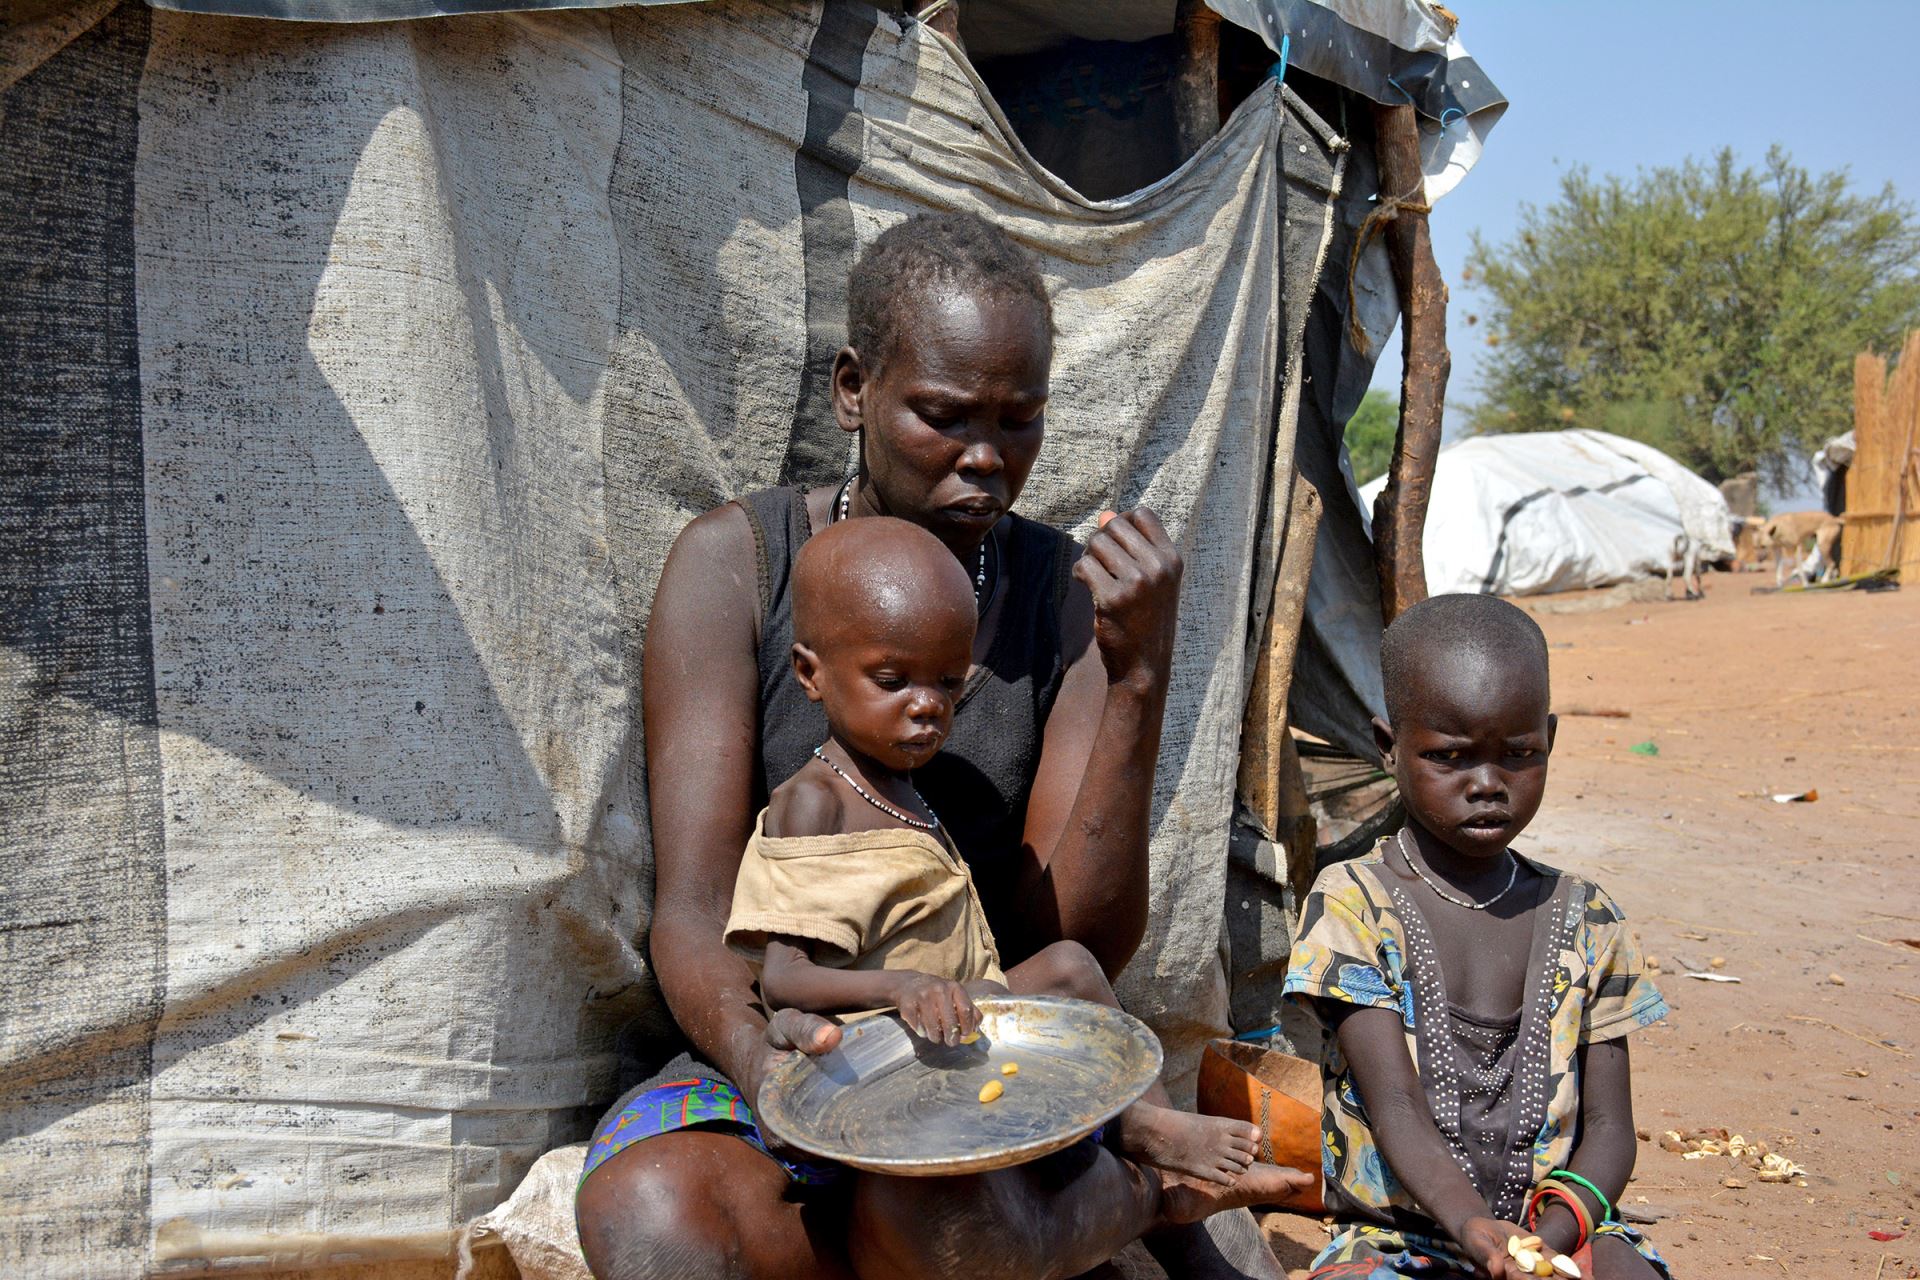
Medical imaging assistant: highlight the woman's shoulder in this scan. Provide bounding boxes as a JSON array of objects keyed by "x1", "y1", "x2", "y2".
[{"x1": 668, "y1": 495, "x2": 761, "y2": 568}]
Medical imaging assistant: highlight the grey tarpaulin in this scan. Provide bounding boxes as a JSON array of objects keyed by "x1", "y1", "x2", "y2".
[{"x1": 0, "y1": 1, "x2": 1345, "y2": 1274}]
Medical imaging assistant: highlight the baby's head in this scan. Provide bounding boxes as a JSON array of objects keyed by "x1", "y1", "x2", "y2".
[
  {"x1": 1375, "y1": 594, "x2": 1556, "y2": 860},
  {"x1": 791, "y1": 517, "x2": 976, "y2": 773}
]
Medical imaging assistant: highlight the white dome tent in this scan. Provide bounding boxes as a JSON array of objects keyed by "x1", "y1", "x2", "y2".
[{"x1": 1361, "y1": 429, "x2": 1736, "y2": 597}]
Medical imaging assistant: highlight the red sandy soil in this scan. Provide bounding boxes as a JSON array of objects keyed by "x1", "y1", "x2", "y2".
[{"x1": 1260, "y1": 573, "x2": 1920, "y2": 1278}]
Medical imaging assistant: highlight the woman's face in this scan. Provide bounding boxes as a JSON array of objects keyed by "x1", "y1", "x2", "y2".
[{"x1": 833, "y1": 287, "x2": 1051, "y2": 555}]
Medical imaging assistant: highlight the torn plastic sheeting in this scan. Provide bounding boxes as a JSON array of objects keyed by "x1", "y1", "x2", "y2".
[
  {"x1": 1360, "y1": 430, "x2": 1737, "y2": 597},
  {"x1": 1205, "y1": 0, "x2": 1507, "y2": 201}
]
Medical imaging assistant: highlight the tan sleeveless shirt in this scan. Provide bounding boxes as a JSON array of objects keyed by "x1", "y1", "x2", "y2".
[{"x1": 725, "y1": 810, "x2": 1006, "y2": 988}]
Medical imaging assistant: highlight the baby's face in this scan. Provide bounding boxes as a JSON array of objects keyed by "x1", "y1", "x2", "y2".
[
  {"x1": 812, "y1": 603, "x2": 974, "y2": 773},
  {"x1": 1387, "y1": 654, "x2": 1554, "y2": 861}
]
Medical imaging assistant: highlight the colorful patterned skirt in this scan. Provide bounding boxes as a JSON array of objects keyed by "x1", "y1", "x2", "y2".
[
  {"x1": 1307, "y1": 1222, "x2": 1671, "y2": 1278},
  {"x1": 578, "y1": 1053, "x2": 847, "y2": 1191}
]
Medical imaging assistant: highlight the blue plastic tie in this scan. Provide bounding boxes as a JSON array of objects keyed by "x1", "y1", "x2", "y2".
[{"x1": 1269, "y1": 32, "x2": 1290, "y2": 83}]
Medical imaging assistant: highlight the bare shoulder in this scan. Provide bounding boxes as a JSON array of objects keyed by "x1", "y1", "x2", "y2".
[
  {"x1": 764, "y1": 767, "x2": 846, "y2": 839},
  {"x1": 662, "y1": 500, "x2": 757, "y2": 588},
  {"x1": 647, "y1": 500, "x2": 760, "y2": 666}
]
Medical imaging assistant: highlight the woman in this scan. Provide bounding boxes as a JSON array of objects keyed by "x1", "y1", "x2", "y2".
[{"x1": 575, "y1": 213, "x2": 1286, "y2": 1280}]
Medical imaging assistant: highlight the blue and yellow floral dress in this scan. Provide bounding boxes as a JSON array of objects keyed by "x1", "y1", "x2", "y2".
[{"x1": 1283, "y1": 843, "x2": 1673, "y2": 1277}]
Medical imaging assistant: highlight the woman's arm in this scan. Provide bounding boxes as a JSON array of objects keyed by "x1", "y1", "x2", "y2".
[
  {"x1": 644, "y1": 505, "x2": 838, "y2": 1104},
  {"x1": 1530, "y1": 1039, "x2": 1638, "y2": 1256},
  {"x1": 1016, "y1": 509, "x2": 1182, "y2": 977},
  {"x1": 760, "y1": 939, "x2": 981, "y2": 1044}
]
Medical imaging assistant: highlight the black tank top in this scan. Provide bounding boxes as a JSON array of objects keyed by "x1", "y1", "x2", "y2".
[{"x1": 736, "y1": 486, "x2": 1077, "y2": 948}]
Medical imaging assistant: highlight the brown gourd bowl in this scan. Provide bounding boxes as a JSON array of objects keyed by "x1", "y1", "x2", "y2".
[{"x1": 1196, "y1": 1038, "x2": 1324, "y2": 1212}]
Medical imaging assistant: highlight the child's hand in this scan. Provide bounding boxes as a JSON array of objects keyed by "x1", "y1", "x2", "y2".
[
  {"x1": 891, "y1": 972, "x2": 981, "y2": 1046},
  {"x1": 1459, "y1": 1217, "x2": 1577, "y2": 1279}
]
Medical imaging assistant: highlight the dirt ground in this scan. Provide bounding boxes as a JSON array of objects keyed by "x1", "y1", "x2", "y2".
[{"x1": 1260, "y1": 572, "x2": 1920, "y2": 1278}]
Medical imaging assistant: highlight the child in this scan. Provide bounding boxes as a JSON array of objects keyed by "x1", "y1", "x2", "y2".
[
  {"x1": 1285, "y1": 594, "x2": 1672, "y2": 1280},
  {"x1": 724, "y1": 514, "x2": 1307, "y2": 1211}
]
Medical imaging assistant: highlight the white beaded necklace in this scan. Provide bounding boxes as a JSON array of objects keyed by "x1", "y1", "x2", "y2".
[
  {"x1": 835, "y1": 476, "x2": 989, "y2": 607},
  {"x1": 812, "y1": 745, "x2": 940, "y2": 831},
  {"x1": 1395, "y1": 828, "x2": 1519, "y2": 911}
]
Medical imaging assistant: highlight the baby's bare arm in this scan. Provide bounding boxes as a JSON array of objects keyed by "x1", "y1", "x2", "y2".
[
  {"x1": 760, "y1": 938, "x2": 982, "y2": 1044},
  {"x1": 760, "y1": 936, "x2": 907, "y2": 1014}
]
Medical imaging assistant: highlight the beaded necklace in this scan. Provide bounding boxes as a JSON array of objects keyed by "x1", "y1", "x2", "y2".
[
  {"x1": 811, "y1": 745, "x2": 940, "y2": 831},
  {"x1": 1396, "y1": 828, "x2": 1519, "y2": 911}
]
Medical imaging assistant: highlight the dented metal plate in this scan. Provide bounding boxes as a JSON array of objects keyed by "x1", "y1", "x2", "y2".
[{"x1": 756, "y1": 996, "x2": 1163, "y2": 1176}]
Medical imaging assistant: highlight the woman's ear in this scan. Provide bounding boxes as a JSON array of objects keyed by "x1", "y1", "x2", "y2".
[
  {"x1": 1371, "y1": 715, "x2": 1397, "y2": 770},
  {"x1": 831, "y1": 347, "x2": 864, "y2": 436},
  {"x1": 792, "y1": 643, "x2": 826, "y2": 703}
]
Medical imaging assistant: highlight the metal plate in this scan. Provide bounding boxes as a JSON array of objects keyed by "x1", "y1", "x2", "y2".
[{"x1": 756, "y1": 996, "x2": 1163, "y2": 1176}]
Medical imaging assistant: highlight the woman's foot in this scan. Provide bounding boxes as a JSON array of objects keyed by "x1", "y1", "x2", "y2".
[
  {"x1": 1156, "y1": 1163, "x2": 1314, "y2": 1226},
  {"x1": 1118, "y1": 1103, "x2": 1261, "y2": 1185}
]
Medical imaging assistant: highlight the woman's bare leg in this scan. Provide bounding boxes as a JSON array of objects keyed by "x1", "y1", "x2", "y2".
[
  {"x1": 575, "y1": 1130, "x2": 853, "y2": 1280},
  {"x1": 848, "y1": 1139, "x2": 1159, "y2": 1280},
  {"x1": 573, "y1": 1084, "x2": 1292, "y2": 1280}
]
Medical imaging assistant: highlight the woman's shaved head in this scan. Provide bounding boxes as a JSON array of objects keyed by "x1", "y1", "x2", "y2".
[
  {"x1": 1380, "y1": 593, "x2": 1551, "y2": 732},
  {"x1": 792, "y1": 517, "x2": 976, "y2": 654}
]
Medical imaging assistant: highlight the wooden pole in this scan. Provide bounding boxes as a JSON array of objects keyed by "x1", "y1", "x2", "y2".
[
  {"x1": 1238, "y1": 476, "x2": 1322, "y2": 894},
  {"x1": 1172, "y1": 0, "x2": 1221, "y2": 161},
  {"x1": 904, "y1": 0, "x2": 960, "y2": 47},
  {"x1": 1366, "y1": 103, "x2": 1450, "y2": 624}
]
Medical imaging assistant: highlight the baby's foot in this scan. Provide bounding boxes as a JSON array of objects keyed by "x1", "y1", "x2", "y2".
[
  {"x1": 1157, "y1": 1162, "x2": 1314, "y2": 1225},
  {"x1": 1119, "y1": 1103, "x2": 1261, "y2": 1185}
]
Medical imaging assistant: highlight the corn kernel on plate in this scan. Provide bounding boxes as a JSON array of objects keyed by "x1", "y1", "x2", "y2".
[{"x1": 756, "y1": 996, "x2": 1162, "y2": 1176}]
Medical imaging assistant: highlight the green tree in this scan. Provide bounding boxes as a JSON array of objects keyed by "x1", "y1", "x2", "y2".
[
  {"x1": 1343, "y1": 388, "x2": 1399, "y2": 486},
  {"x1": 1466, "y1": 147, "x2": 1920, "y2": 481}
]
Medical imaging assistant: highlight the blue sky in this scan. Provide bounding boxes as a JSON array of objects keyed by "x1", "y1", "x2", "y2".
[{"x1": 1369, "y1": 0, "x2": 1918, "y2": 433}]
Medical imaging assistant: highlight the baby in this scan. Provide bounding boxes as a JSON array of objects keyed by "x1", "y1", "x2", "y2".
[
  {"x1": 1286, "y1": 594, "x2": 1671, "y2": 1279},
  {"x1": 725, "y1": 514, "x2": 1306, "y2": 1211}
]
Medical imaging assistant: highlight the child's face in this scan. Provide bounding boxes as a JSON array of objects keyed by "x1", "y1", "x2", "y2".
[
  {"x1": 835, "y1": 289, "x2": 1050, "y2": 554},
  {"x1": 1376, "y1": 656, "x2": 1556, "y2": 861},
  {"x1": 797, "y1": 603, "x2": 975, "y2": 773}
]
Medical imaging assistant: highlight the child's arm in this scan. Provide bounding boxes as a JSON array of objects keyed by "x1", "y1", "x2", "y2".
[
  {"x1": 1332, "y1": 1004, "x2": 1545, "y2": 1280},
  {"x1": 760, "y1": 938, "x2": 982, "y2": 1045},
  {"x1": 1530, "y1": 1039, "x2": 1637, "y2": 1256}
]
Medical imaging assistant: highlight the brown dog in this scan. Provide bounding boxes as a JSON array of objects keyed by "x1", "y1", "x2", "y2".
[{"x1": 1754, "y1": 510, "x2": 1844, "y2": 584}]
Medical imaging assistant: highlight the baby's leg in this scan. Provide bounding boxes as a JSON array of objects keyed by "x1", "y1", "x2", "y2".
[{"x1": 1004, "y1": 942, "x2": 1264, "y2": 1186}]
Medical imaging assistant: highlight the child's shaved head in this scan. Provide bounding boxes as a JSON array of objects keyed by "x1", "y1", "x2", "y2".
[
  {"x1": 792, "y1": 517, "x2": 975, "y2": 654},
  {"x1": 1381, "y1": 594, "x2": 1550, "y2": 732}
]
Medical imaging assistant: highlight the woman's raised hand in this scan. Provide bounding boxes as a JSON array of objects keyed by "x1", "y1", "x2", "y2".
[{"x1": 1073, "y1": 507, "x2": 1184, "y2": 693}]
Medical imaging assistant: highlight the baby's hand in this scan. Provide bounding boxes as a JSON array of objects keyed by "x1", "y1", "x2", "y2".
[{"x1": 891, "y1": 972, "x2": 981, "y2": 1046}]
